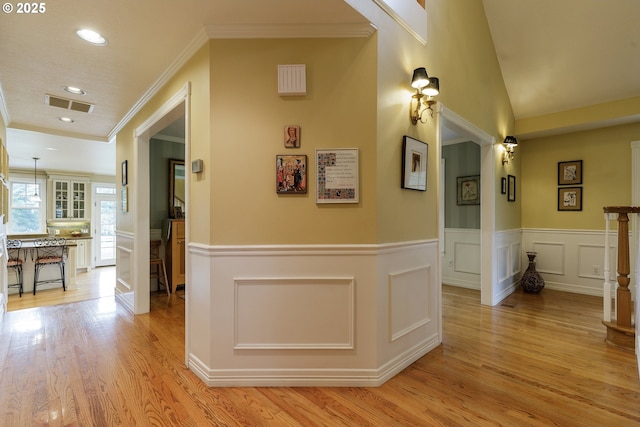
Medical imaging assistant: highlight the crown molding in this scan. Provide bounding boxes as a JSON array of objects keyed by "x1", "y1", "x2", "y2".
[
  {"x1": 0, "y1": 82, "x2": 10, "y2": 128},
  {"x1": 109, "y1": 22, "x2": 376, "y2": 141},
  {"x1": 204, "y1": 23, "x2": 376, "y2": 39}
]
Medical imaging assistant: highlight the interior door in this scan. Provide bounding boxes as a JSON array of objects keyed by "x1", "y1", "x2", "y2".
[{"x1": 93, "y1": 186, "x2": 116, "y2": 267}]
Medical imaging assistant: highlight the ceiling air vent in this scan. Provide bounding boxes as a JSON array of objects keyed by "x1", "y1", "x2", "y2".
[{"x1": 45, "y1": 94, "x2": 95, "y2": 113}]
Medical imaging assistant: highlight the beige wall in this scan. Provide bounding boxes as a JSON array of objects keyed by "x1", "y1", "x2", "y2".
[
  {"x1": 116, "y1": 44, "x2": 211, "y2": 236},
  {"x1": 520, "y1": 122, "x2": 640, "y2": 230},
  {"x1": 373, "y1": 0, "x2": 517, "y2": 241},
  {"x1": 208, "y1": 37, "x2": 378, "y2": 245},
  {"x1": 116, "y1": 1, "x2": 518, "y2": 246}
]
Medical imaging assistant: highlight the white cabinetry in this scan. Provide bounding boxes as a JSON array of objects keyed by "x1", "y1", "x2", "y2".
[
  {"x1": 68, "y1": 239, "x2": 91, "y2": 271},
  {"x1": 52, "y1": 178, "x2": 89, "y2": 219}
]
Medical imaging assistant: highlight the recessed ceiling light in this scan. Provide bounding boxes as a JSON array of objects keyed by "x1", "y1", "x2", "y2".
[
  {"x1": 58, "y1": 117, "x2": 75, "y2": 123},
  {"x1": 75, "y1": 28, "x2": 108, "y2": 46},
  {"x1": 63, "y1": 86, "x2": 87, "y2": 95},
  {"x1": 46, "y1": 147, "x2": 58, "y2": 151}
]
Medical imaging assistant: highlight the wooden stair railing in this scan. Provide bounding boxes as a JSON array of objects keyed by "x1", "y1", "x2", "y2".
[{"x1": 602, "y1": 206, "x2": 640, "y2": 350}]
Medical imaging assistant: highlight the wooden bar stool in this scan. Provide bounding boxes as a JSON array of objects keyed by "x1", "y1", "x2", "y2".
[
  {"x1": 150, "y1": 240, "x2": 170, "y2": 296},
  {"x1": 7, "y1": 239, "x2": 24, "y2": 297}
]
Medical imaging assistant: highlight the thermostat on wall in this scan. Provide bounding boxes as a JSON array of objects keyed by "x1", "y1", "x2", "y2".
[{"x1": 192, "y1": 159, "x2": 203, "y2": 173}]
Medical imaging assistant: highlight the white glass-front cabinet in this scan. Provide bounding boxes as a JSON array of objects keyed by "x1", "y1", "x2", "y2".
[{"x1": 53, "y1": 179, "x2": 89, "y2": 219}]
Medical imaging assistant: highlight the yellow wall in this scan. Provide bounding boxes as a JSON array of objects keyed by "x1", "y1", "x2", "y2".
[
  {"x1": 117, "y1": 1, "x2": 519, "y2": 245},
  {"x1": 520, "y1": 122, "x2": 640, "y2": 229},
  {"x1": 116, "y1": 44, "x2": 211, "y2": 236},
  {"x1": 374, "y1": 0, "x2": 517, "y2": 241},
  {"x1": 208, "y1": 38, "x2": 378, "y2": 245}
]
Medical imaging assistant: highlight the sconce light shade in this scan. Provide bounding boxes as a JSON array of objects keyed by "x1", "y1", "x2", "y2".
[
  {"x1": 411, "y1": 67, "x2": 429, "y2": 89},
  {"x1": 423, "y1": 77, "x2": 439, "y2": 97},
  {"x1": 502, "y1": 136, "x2": 518, "y2": 165},
  {"x1": 503, "y1": 135, "x2": 518, "y2": 147},
  {"x1": 410, "y1": 68, "x2": 440, "y2": 125}
]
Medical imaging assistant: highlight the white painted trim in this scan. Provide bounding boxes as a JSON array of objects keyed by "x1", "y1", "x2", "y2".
[
  {"x1": 369, "y1": 0, "x2": 427, "y2": 44},
  {"x1": 439, "y1": 105, "x2": 497, "y2": 305},
  {"x1": 204, "y1": 23, "x2": 376, "y2": 39},
  {"x1": 109, "y1": 30, "x2": 207, "y2": 140},
  {"x1": 186, "y1": 239, "x2": 440, "y2": 387},
  {"x1": 0, "y1": 83, "x2": 9, "y2": 127},
  {"x1": 189, "y1": 334, "x2": 440, "y2": 387}
]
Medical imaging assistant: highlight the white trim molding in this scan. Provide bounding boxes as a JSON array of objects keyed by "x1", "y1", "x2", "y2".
[{"x1": 187, "y1": 239, "x2": 441, "y2": 387}]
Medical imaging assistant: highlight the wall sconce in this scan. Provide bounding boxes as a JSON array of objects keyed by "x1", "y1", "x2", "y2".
[
  {"x1": 502, "y1": 136, "x2": 518, "y2": 165},
  {"x1": 410, "y1": 67, "x2": 440, "y2": 125}
]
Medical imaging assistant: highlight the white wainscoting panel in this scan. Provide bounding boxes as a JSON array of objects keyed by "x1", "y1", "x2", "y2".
[
  {"x1": 187, "y1": 240, "x2": 441, "y2": 387},
  {"x1": 531, "y1": 241, "x2": 565, "y2": 275},
  {"x1": 522, "y1": 228, "x2": 623, "y2": 296},
  {"x1": 234, "y1": 277, "x2": 354, "y2": 350},
  {"x1": 442, "y1": 229, "x2": 481, "y2": 289},
  {"x1": 115, "y1": 231, "x2": 134, "y2": 312},
  {"x1": 389, "y1": 265, "x2": 431, "y2": 341},
  {"x1": 495, "y1": 229, "x2": 522, "y2": 302}
]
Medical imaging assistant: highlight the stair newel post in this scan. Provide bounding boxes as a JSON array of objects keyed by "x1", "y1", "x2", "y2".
[
  {"x1": 602, "y1": 206, "x2": 639, "y2": 350},
  {"x1": 603, "y1": 212, "x2": 611, "y2": 322},
  {"x1": 616, "y1": 211, "x2": 632, "y2": 328}
]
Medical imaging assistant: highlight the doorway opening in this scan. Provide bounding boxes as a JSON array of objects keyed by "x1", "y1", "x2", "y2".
[{"x1": 439, "y1": 106, "x2": 496, "y2": 306}]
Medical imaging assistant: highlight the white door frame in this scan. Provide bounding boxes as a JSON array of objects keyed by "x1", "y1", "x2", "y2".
[
  {"x1": 92, "y1": 182, "x2": 116, "y2": 267},
  {"x1": 439, "y1": 106, "x2": 497, "y2": 306},
  {"x1": 133, "y1": 82, "x2": 190, "y2": 365}
]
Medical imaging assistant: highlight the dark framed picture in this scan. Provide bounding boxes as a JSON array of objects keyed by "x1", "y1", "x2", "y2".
[
  {"x1": 507, "y1": 174, "x2": 516, "y2": 202},
  {"x1": 121, "y1": 160, "x2": 128, "y2": 186},
  {"x1": 558, "y1": 160, "x2": 582, "y2": 185},
  {"x1": 401, "y1": 135, "x2": 428, "y2": 191},
  {"x1": 457, "y1": 175, "x2": 480, "y2": 205},
  {"x1": 276, "y1": 154, "x2": 307, "y2": 194},
  {"x1": 284, "y1": 125, "x2": 300, "y2": 148},
  {"x1": 501, "y1": 177, "x2": 507, "y2": 194},
  {"x1": 558, "y1": 187, "x2": 582, "y2": 211}
]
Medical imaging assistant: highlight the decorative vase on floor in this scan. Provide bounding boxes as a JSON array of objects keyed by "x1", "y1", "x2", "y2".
[{"x1": 520, "y1": 251, "x2": 545, "y2": 294}]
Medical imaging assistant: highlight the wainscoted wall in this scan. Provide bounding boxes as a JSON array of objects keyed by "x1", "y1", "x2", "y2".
[
  {"x1": 115, "y1": 230, "x2": 134, "y2": 312},
  {"x1": 442, "y1": 228, "x2": 481, "y2": 289},
  {"x1": 496, "y1": 229, "x2": 522, "y2": 302},
  {"x1": 443, "y1": 228, "x2": 522, "y2": 303},
  {"x1": 187, "y1": 240, "x2": 441, "y2": 387},
  {"x1": 522, "y1": 228, "x2": 620, "y2": 296}
]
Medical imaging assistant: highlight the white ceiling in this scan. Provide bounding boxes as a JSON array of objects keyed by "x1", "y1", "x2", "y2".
[{"x1": 1, "y1": 0, "x2": 639, "y2": 172}]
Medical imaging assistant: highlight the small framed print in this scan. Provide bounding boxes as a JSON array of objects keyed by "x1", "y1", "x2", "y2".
[
  {"x1": 507, "y1": 174, "x2": 516, "y2": 202},
  {"x1": 284, "y1": 125, "x2": 300, "y2": 148},
  {"x1": 558, "y1": 160, "x2": 582, "y2": 185},
  {"x1": 501, "y1": 177, "x2": 507, "y2": 195},
  {"x1": 121, "y1": 187, "x2": 128, "y2": 212},
  {"x1": 121, "y1": 160, "x2": 128, "y2": 186},
  {"x1": 276, "y1": 154, "x2": 307, "y2": 194},
  {"x1": 457, "y1": 175, "x2": 480, "y2": 205},
  {"x1": 558, "y1": 187, "x2": 582, "y2": 211},
  {"x1": 401, "y1": 135, "x2": 428, "y2": 191}
]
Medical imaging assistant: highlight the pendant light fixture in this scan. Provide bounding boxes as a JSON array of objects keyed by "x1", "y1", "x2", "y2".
[{"x1": 30, "y1": 157, "x2": 41, "y2": 202}]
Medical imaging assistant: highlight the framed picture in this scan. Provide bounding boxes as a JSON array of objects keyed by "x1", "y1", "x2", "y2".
[
  {"x1": 558, "y1": 160, "x2": 582, "y2": 185},
  {"x1": 558, "y1": 187, "x2": 582, "y2": 211},
  {"x1": 121, "y1": 160, "x2": 128, "y2": 186},
  {"x1": 507, "y1": 174, "x2": 516, "y2": 202},
  {"x1": 121, "y1": 187, "x2": 128, "y2": 212},
  {"x1": 457, "y1": 175, "x2": 480, "y2": 205},
  {"x1": 172, "y1": 206, "x2": 184, "y2": 219},
  {"x1": 501, "y1": 177, "x2": 507, "y2": 194},
  {"x1": 284, "y1": 125, "x2": 300, "y2": 148},
  {"x1": 276, "y1": 154, "x2": 307, "y2": 194},
  {"x1": 316, "y1": 148, "x2": 359, "y2": 203},
  {"x1": 401, "y1": 135, "x2": 428, "y2": 191}
]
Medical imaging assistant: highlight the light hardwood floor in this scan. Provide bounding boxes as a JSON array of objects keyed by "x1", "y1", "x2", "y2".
[
  {"x1": 1, "y1": 282, "x2": 639, "y2": 426},
  {"x1": 7, "y1": 266, "x2": 116, "y2": 311}
]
